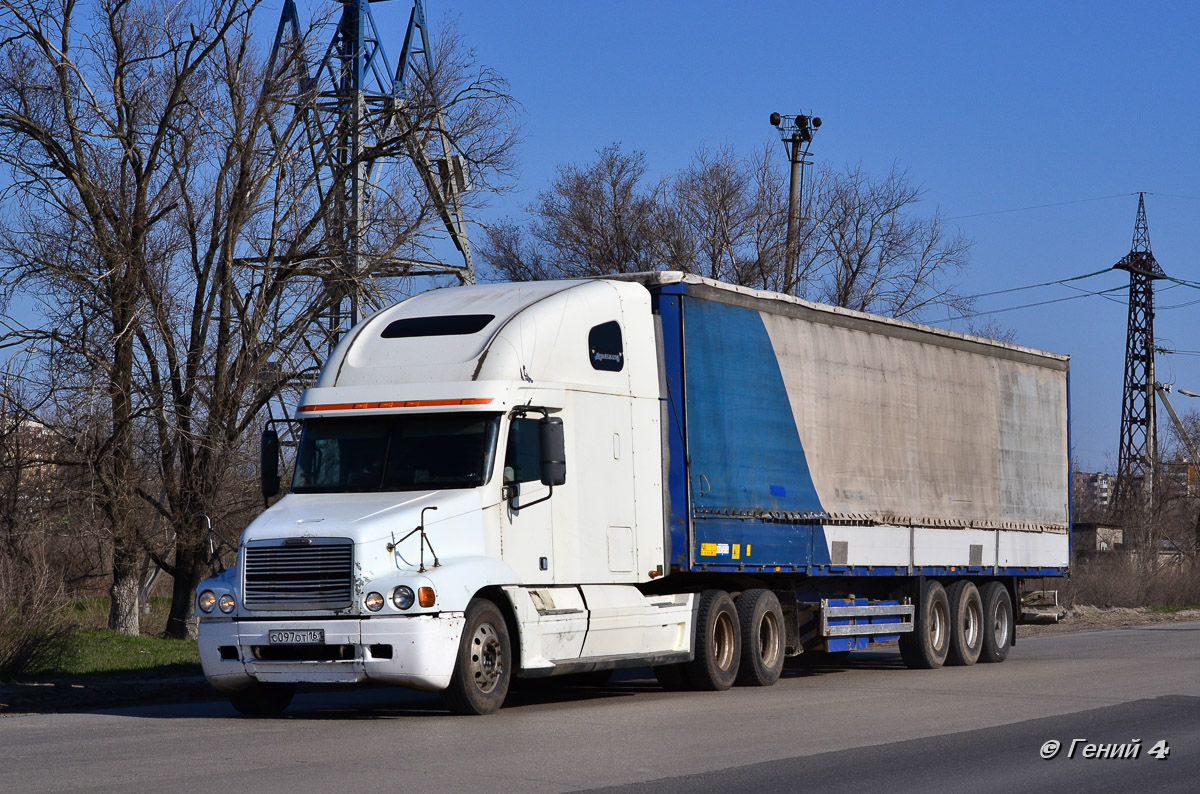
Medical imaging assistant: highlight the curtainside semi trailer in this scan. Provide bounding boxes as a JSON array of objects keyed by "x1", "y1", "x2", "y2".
[{"x1": 197, "y1": 272, "x2": 1070, "y2": 714}]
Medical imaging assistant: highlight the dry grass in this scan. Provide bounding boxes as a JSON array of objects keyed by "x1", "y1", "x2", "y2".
[
  {"x1": 0, "y1": 546, "x2": 76, "y2": 678},
  {"x1": 1061, "y1": 554, "x2": 1200, "y2": 609}
]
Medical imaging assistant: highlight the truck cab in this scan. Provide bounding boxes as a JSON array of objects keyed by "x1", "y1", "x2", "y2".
[{"x1": 196, "y1": 279, "x2": 693, "y2": 714}]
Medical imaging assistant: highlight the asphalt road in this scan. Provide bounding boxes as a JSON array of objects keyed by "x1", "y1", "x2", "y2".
[{"x1": 3, "y1": 623, "x2": 1198, "y2": 793}]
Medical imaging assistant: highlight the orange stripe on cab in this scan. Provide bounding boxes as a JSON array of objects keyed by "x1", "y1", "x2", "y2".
[{"x1": 297, "y1": 397, "x2": 494, "y2": 413}]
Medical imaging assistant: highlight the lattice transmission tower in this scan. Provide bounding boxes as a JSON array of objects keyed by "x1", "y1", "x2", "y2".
[
  {"x1": 266, "y1": 0, "x2": 474, "y2": 352},
  {"x1": 1112, "y1": 192, "x2": 1166, "y2": 511}
]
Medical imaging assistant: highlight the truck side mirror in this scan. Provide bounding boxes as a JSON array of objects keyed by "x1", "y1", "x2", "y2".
[
  {"x1": 539, "y1": 416, "x2": 566, "y2": 486},
  {"x1": 261, "y1": 427, "x2": 281, "y2": 501}
]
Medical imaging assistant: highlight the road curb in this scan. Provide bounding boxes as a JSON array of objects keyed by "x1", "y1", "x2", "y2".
[{"x1": 0, "y1": 675, "x2": 217, "y2": 717}]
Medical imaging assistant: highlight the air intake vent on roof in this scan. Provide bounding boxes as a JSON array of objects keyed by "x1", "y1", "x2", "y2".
[{"x1": 381, "y1": 314, "x2": 494, "y2": 338}]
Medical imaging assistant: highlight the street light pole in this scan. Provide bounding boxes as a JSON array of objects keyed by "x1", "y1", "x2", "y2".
[
  {"x1": 1158, "y1": 384, "x2": 1200, "y2": 494},
  {"x1": 771, "y1": 111, "x2": 820, "y2": 295}
]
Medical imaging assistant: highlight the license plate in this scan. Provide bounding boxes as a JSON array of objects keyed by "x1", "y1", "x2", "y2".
[{"x1": 268, "y1": 629, "x2": 325, "y2": 645}]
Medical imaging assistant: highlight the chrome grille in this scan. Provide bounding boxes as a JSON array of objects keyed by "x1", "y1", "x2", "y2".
[{"x1": 243, "y1": 538, "x2": 354, "y2": 610}]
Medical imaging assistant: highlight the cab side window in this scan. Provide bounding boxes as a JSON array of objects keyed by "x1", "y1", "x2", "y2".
[
  {"x1": 588, "y1": 321, "x2": 624, "y2": 372},
  {"x1": 504, "y1": 418, "x2": 541, "y2": 484}
]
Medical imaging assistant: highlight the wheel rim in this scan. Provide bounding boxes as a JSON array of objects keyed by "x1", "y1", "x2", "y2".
[
  {"x1": 964, "y1": 598, "x2": 982, "y2": 648},
  {"x1": 469, "y1": 622, "x2": 504, "y2": 693},
  {"x1": 713, "y1": 611, "x2": 736, "y2": 671},
  {"x1": 930, "y1": 599, "x2": 948, "y2": 651},
  {"x1": 758, "y1": 610, "x2": 781, "y2": 669},
  {"x1": 992, "y1": 599, "x2": 1009, "y2": 648}
]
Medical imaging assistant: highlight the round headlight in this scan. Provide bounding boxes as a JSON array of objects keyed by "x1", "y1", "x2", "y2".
[
  {"x1": 198, "y1": 590, "x2": 216, "y2": 614},
  {"x1": 364, "y1": 591, "x2": 385, "y2": 612},
  {"x1": 218, "y1": 594, "x2": 236, "y2": 614},
  {"x1": 392, "y1": 586, "x2": 415, "y2": 610}
]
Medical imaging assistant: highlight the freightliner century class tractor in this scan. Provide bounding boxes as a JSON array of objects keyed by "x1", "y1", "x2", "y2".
[{"x1": 196, "y1": 272, "x2": 1070, "y2": 715}]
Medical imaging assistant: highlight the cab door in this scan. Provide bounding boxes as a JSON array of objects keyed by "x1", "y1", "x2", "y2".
[{"x1": 499, "y1": 415, "x2": 555, "y2": 583}]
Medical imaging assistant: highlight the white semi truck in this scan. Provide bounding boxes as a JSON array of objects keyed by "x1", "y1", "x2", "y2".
[{"x1": 196, "y1": 273, "x2": 1071, "y2": 715}]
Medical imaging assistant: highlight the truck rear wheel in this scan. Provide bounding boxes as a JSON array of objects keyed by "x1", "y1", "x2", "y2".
[
  {"x1": 899, "y1": 580, "x2": 950, "y2": 669},
  {"x1": 945, "y1": 580, "x2": 983, "y2": 666},
  {"x1": 444, "y1": 598, "x2": 511, "y2": 715},
  {"x1": 685, "y1": 590, "x2": 741, "y2": 690},
  {"x1": 227, "y1": 681, "x2": 296, "y2": 716},
  {"x1": 734, "y1": 589, "x2": 784, "y2": 686},
  {"x1": 979, "y1": 581, "x2": 1013, "y2": 663}
]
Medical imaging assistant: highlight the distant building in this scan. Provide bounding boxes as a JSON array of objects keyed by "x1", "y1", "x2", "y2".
[
  {"x1": 1074, "y1": 471, "x2": 1114, "y2": 514},
  {"x1": 1160, "y1": 458, "x2": 1198, "y2": 498},
  {"x1": 1072, "y1": 522, "x2": 1123, "y2": 554},
  {"x1": 1, "y1": 416, "x2": 57, "y2": 487}
]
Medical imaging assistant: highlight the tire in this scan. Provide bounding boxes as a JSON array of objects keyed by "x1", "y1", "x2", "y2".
[
  {"x1": 227, "y1": 681, "x2": 295, "y2": 716},
  {"x1": 898, "y1": 580, "x2": 950, "y2": 669},
  {"x1": 945, "y1": 580, "x2": 984, "y2": 666},
  {"x1": 685, "y1": 590, "x2": 741, "y2": 690},
  {"x1": 444, "y1": 598, "x2": 512, "y2": 715},
  {"x1": 979, "y1": 581, "x2": 1013, "y2": 663},
  {"x1": 654, "y1": 662, "x2": 692, "y2": 691},
  {"x1": 734, "y1": 589, "x2": 785, "y2": 686}
]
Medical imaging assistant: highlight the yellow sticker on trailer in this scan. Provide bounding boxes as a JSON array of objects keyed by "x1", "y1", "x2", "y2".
[
  {"x1": 700, "y1": 543, "x2": 717, "y2": 557},
  {"x1": 733, "y1": 544, "x2": 740, "y2": 560}
]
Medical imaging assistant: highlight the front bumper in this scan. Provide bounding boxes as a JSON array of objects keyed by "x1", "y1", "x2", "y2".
[{"x1": 198, "y1": 613, "x2": 466, "y2": 693}]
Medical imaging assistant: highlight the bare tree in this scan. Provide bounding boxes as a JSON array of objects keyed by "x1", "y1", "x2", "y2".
[
  {"x1": 482, "y1": 143, "x2": 666, "y2": 280},
  {"x1": 482, "y1": 145, "x2": 973, "y2": 325},
  {"x1": 0, "y1": 0, "x2": 265, "y2": 634},
  {"x1": 0, "y1": 0, "x2": 520, "y2": 637},
  {"x1": 809, "y1": 163, "x2": 972, "y2": 321}
]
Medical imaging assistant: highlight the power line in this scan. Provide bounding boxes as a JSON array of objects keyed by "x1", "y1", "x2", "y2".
[
  {"x1": 958, "y1": 268, "x2": 1112, "y2": 301},
  {"x1": 945, "y1": 190, "x2": 1200, "y2": 222},
  {"x1": 1158, "y1": 297, "x2": 1200, "y2": 310},
  {"x1": 946, "y1": 193, "x2": 1134, "y2": 221},
  {"x1": 949, "y1": 285, "x2": 1127, "y2": 320},
  {"x1": 1149, "y1": 192, "x2": 1200, "y2": 201},
  {"x1": 1064, "y1": 280, "x2": 1125, "y2": 305}
]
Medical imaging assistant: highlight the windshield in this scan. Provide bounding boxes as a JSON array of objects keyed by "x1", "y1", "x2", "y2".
[{"x1": 292, "y1": 413, "x2": 501, "y2": 493}]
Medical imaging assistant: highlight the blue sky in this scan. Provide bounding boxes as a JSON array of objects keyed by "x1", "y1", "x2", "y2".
[
  {"x1": 366, "y1": 0, "x2": 1199, "y2": 473},
  {"x1": 7, "y1": 1, "x2": 1196, "y2": 473}
]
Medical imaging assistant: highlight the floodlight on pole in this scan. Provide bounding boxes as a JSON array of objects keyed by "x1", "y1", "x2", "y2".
[{"x1": 771, "y1": 111, "x2": 821, "y2": 295}]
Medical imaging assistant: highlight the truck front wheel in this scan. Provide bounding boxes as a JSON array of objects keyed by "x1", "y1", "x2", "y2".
[
  {"x1": 899, "y1": 580, "x2": 950, "y2": 670},
  {"x1": 444, "y1": 598, "x2": 512, "y2": 715},
  {"x1": 686, "y1": 590, "x2": 741, "y2": 690},
  {"x1": 734, "y1": 589, "x2": 785, "y2": 686}
]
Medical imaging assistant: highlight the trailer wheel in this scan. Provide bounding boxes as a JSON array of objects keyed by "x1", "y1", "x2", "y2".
[
  {"x1": 444, "y1": 598, "x2": 511, "y2": 715},
  {"x1": 945, "y1": 580, "x2": 983, "y2": 666},
  {"x1": 685, "y1": 590, "x2": 741, "y2": 690},
  {"x1": 734, "y1": 589, "x2": 785, "y2": 686},
  {"x1": 979, "y1": 581, "x2": 1013, "y2": 663},
  {"x1": 899, "y1": 580, "x2": 950, "y2": 669},
  {"x1": 228, "y1": 681, "x2": 295, "y2": 716}
]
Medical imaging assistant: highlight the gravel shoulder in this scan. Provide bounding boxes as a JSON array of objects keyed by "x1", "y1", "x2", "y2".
[{"x1": 1016, "y1": 605, "x2": 1200, "y2": 637}]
